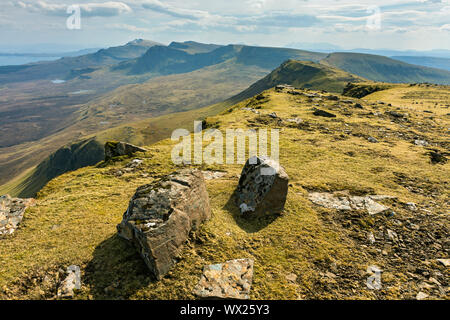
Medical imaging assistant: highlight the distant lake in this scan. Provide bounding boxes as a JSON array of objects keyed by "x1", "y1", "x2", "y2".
[
  {"x1": 51, "y1": 79, "x2": 66, "y2": 84},
  {"x1": 0, "y1": 55, "x2": 60, "y2": 66}
]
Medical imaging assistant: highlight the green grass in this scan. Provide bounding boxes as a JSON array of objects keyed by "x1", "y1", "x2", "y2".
[
  {"x1": 1, "y1": 83, "x2": 448, "y2": 300},
  {"x1": 322, "y1": 52, "x2": 450, "y2": 84}
]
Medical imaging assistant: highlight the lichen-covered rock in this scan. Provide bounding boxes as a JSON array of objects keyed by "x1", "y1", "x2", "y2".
[
  {"x1": 0, "y1": 195, "x2": 35, "y2": 237},
  {"x1": 117, "y1": 169, "x2": 211, "y2": 279},
  {"x1": 194, "y1": 259, "x2": 254, "y2": 299},
  {"x1": 236, "y1": 156, "x2": 289, "y2": 215},
  {"x1": 308, "y1": 192, "x2": 390, "y2": 215},
  {"x1": 104, "y1": 141, "x2": 146, "y2": 161},
  {"x1": 57, "y1": 265, "x2": 81, "y2": 299}
]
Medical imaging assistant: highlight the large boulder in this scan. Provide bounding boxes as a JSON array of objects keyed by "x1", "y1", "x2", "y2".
[
  {"x1": 236, "y1": 156, "x2": 289, "y2": 216},
  {"x1": 104, "y1": 141, "x2": 146, "y2": 161},
  {"x1": 117, "y1": 169, "x2": 211, "y2": 279},
  {"x1": 194, "y1": 258, "x2": 254, "y2": 299},
  {"x1": 0, "y1": 195, "x2": 35, "y2": 237}
]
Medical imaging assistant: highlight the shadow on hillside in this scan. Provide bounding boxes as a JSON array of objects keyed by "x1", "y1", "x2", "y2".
[
  {"x1": 84, "y1": 234, "x2": 155, "y2": 299},
  {"x1": 223, "y1": 192, "x2": 280, "y2": 233}
]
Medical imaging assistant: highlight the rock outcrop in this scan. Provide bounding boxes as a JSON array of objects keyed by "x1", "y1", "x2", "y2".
[
  {"x1": 308, "y1": 192, "x2": 392, "y2": 215},
  {"x1": 194, "y1": 258, "x2": 254, "y2": 299},
  {"x1": 313, "y1": 108, "x2": 336, "y2": 118},
  {"x1": 57, "y1": 265, "x2": 81, "y2": 299},
  {"x1": 236, "y1": 156, "x2": 289, "y2": 216},
  {"x1": 117, "y1": 169, "x2": 211, "y2": 279},
  {"x1": 0, "y1": 195, "x2": 35, "y2": 237},
  {"x1": 104, "y1": 141, "x2": 147, "y2": 161}
]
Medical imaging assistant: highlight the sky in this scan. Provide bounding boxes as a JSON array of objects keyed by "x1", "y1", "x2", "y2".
[{"x1": 0, "y1": 0, "x2": 449, "y2": 52}]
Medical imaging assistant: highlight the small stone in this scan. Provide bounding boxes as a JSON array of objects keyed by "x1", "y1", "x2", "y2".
[
  {"x1": 436, "y1": 259, "x2": 450, "y2": 267},
  {"x1": 125, "y1": 159, "x2": 143, "y2": 169},
  {"x1": 368, "y1": 136, "x2": 378, "y2": 143},
  {"x1": 194, "y1": 259, "x2": 254, "y2": 299},
  {"x1": 416, "y1": 292, "x2": 429, "y2": 300},
  {"x1": 405, "y1": 202, "x2": 417, "y2": 211},
  {"x1": 367, "y1": 232, "x2": 376, "y2": 244},
  {"x1": 414, "y1": 139, "x2": 429, "y2": 146},
  {"x1": 286, "y1": 273, "x2": 297, "y2": 283},
  {"x1": 285, "y1": 118, "x2": 303, "y2": 125},
  {"x1": 57, "y1": 265, "x2": 81, "y2": 299},
  {"x1": 386, "y1": 229, "x2": 398, "y2": 242}
]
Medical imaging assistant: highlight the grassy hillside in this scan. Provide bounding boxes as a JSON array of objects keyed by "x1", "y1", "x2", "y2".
[
  {"x1": 116, "y1": 44, "x2": 326, "y2": 76},
  {"x1": 0, "y1": 60, "x2": 268, "y2": 196},
  {"x1": 0, "y1": 59, "x2": 362, "y2": 197},
  {"x1": 392, "y1": 56, "x2": 450, "y2": 71},
  {"x1": 322, "y1": 52, "x2": 450, "y2": 84},
  {"x1": 225, "y1": 59, "x2": 365, "y2": 106},
  {"x1": 0, "y1": 82, "x2": 448, "y2": 300}
]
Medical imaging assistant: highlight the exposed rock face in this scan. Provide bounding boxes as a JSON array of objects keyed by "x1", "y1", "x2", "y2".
[
  {"x1": 104, "y1": 141, "x2": 147, "y2": 161},
  {"x1": 0, "y1": 195, "x2": 35, "y2": 237},
  {"x1": 236, "y1": 156, "x2": 289, "y2": 216},
  {"x1": 308, "y1": 192, "x2": 391, "y2": 215},
  {"x1": 194, "y1": 259, "x2": 254, "y2": 299},
  {"x1": 117, "y1": 169, "x2": 211, "y2": 279},
  {"x1": 201, "y1": 170, "x2": 227, "y2": 180},
  {"x1": 428, "y1": 151, "x2": 447, "y2": 164},
  {"x1": 313, "y1": 108, "x2": 336, "y2": 118},
  {"x1": 57, "y1": 265, "x2": 81, "y2": 299}
]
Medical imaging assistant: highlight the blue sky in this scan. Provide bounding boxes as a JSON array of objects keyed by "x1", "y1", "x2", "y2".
[{"x1": 1, "y1": 0, "x2": 449, "y2": 51}]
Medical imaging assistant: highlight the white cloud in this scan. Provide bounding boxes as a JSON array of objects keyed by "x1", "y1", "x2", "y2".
[
  {"x1": 106, "y1": 23, "x2": 150, "y2": 32},
  {"x1": 12, "y1": 1, "x2": 132, "y2": 17},
  {"x1": 139, "y1": 0, "x2": 212, "y2": 20}
]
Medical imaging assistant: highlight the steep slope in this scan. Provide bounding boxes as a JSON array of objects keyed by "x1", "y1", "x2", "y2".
[
  {"x1": 322, "y1": 52, "x2": 450, "y2": 84},
  {"x1": 4, "y1": 139, "x2": 104, "y2": 198},
  {"x1": 117, "y1": 44, "x2": 326, "y2": 76},
  {"x1": 124, "y1": 45, "x2": 240, "y2": 75},
  {"x1": 223, "y1": 59, "x2": 365, "y2": 106},
  {"x1": 0, "y1": 82, "x2": 448, "y2": 300},
  {"x1": 391, "y1": 56, "x2": 450, "y2": 71}
]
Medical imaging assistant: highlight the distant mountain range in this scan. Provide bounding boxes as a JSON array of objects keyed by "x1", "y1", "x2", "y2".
[
  {"x1": 321, "y1": 52, "x2": 450, "y2": 84},
  {"x1": 286, "y1": 42, "x2": 450, "y2": 58},
  {"x1": 391, "y1": 56, "x2": 450, "y2": 71},
  {"x1": 2, "y1": 39, "x2": 449, "y2": 86}
]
